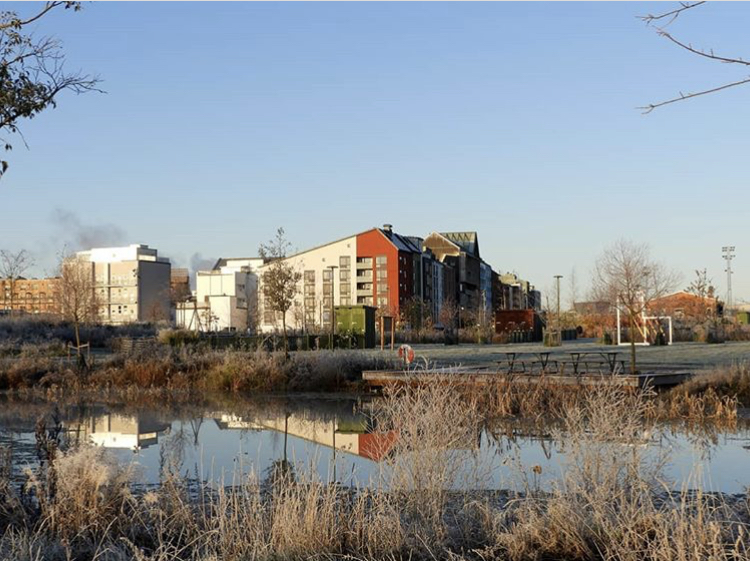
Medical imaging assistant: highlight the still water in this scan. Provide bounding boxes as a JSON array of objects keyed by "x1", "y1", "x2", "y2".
[{"x1": 1, "y1": 395, "x2": 749, "y2": 493}]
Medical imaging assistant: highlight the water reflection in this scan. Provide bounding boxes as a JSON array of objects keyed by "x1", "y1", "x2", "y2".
[
  {"x1": 66, "y1": 412, "x2": 171, "y2": 451},
  {"x1": 0, "y1": 396, "x2": 748, "y2": 493}
]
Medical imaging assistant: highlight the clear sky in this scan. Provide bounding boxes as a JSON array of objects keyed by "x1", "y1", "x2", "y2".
[{"x1": 1, "y1": 1, "x2": 748, "y2": 303}]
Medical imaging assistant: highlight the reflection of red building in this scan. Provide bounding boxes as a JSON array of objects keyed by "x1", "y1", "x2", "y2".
[
  {"x1": 357, "y1": 431, "x2": 398, "y2": 461},
  {"x1": 355, "y1": 225, "x2": 420, "y2": 316}
]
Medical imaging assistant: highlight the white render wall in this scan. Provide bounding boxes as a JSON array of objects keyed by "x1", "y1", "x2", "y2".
[
  {"x1": 78, "y1": 244, "x2": 171, "y2": 324},
  {"x1": 78, "y1": 244, "x2": 167, "y2": 264},
  {"x1": 258, "y1": 235, "x2": 358, "y2": 333},
  {"x1": 193, "y1": 268, "x2": 256, "y2": 331}
]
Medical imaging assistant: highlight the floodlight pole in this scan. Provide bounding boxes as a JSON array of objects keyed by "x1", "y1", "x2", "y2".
[
  {"x1": 722, "y1": 246, "x2": 735, "y2": 310},
  {"x1": 554, "y1": 275, "x2": 563, "y2": 343}
]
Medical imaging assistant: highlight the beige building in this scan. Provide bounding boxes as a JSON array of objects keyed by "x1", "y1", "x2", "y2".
[
  {"x1": 76, "y1": 244, "x2": 171, "y2": 324},
  {"x1": 176, "y1": 257, "x2": 263, "y2": 332}
]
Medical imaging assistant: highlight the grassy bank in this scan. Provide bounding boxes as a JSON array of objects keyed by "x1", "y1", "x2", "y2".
[
  {"x1": 0, "y1": 345, "x2": 397, "y2": 393},
  {"x1": 1, "y1": 382, "x2": 748, "y2": 561}
]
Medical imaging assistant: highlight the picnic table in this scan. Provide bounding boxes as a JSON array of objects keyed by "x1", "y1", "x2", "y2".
[
  {"x1": 567, "y1": 351, "x2": 624, "y2": 375},
  {"x1": 500, "y1": 351, "x2": 557, "y2": 374}
]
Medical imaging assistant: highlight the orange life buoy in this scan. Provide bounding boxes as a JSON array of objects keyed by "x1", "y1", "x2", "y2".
[{"x1": 398, "y1": 344, "x2": 415, "y2": 364}]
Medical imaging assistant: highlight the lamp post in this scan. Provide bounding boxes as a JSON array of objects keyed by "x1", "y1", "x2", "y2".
[
  {"x1": 554, "y1": 275, "x2": 563, "y2": 345},
  {"x1": 327, "y1": 265, "x2": 338, "y2": 350}
]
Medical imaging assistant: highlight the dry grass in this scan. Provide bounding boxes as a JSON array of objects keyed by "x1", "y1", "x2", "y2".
[
  {"x1": 0, "y1": 346, "x2": 397, "y2": 394},
  {"x1": 671, "y1": 362, "x2": 750, "y2": 406},
  {"x1": 1, "y1": 379, "x2": 749, "y2": 560}
]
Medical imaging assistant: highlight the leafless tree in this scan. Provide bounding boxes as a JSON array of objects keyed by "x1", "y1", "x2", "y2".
[
  {"x1": 1, "y1": 2, "x2": 102, "y2": 178},
  {"x1": 592, "y1": 239, "x2": 679, "y2": 374},
  {"x1": 0, "y1": 249, "x2": 33, "y2": 315},
  {"x1": 259, "y1": 228, "x2": 301, "y2": 352},
  {"x1": 685, "y1": 268, "x2": 718, "y2": 324},
  {"x1": 246, "y1": 286, "x2": 260, "y2": 334},
  {"x1": 438, "y1": 296, "x2": 459, "y2": 343},
  {"x1": 639, "y1": 2, "x2": 750, "y2": 113},
  {"x1": 56, "y1": 252, "x2": 99, "y2": 356},
  {"x1": 568, "y1": 267, "x2": 579, "y2": 311}
]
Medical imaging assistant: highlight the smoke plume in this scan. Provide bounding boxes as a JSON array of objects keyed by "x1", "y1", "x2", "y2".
[{"x1": 51, "y1": 208, "x2": 128, "y2": 251}]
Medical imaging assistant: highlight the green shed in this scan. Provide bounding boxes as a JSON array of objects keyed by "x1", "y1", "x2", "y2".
[
  {"x1": 335, "y1": 305, "x2": 377, "y2": 348},
  {"x1": 737, "y1": 311, "x2": 750, "y2": 325}
]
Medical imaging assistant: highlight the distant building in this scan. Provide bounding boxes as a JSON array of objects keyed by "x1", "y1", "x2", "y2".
[
  {"x1": 649, "y1": 291, "x2": 718, "y2": 322},
  {"x1": 0, "y1": 277, "x2": 60, "y2": 315},
  {"x1": 423, "y1": 231, "x2": 484, "y2": 311},
  {"x1": 176, "y1": 257, "x2": 262, "y2": 332},
  {"x1": 573, "y1": 301, "x2": 612, "y2": 315},
  {"x1": 76, "y1": 244, "x2": 171, "y2": 324},
  {"x1": 170, "y1": 268, "x2": 191, "y2": 304}
]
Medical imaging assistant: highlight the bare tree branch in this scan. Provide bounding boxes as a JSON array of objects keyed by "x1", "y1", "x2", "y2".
[
  {"x1": 640, "y1": 2, "x2": 750, "y2": 113},
  {"x1": 639, "y1": 1, "x2": 705, "y2": 27},
  {"x1": 638, "y1": 77, "x2": 750, "y2": 114}
]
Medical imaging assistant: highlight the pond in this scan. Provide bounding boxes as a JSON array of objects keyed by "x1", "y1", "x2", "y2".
[{"x1": 1, "y1": 394, "x2": 749, "y2": 494}]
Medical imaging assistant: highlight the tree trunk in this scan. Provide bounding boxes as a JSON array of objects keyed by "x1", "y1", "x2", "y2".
[
  {"x1": 629, "y1": 314, "x2": 637, "y2": 375},
  {"x1": 282, "y1": 313, "x2": 288, "y2": 354},
  {"x1": 74, "y1": 321, "x2": 81, "y2": 352}
]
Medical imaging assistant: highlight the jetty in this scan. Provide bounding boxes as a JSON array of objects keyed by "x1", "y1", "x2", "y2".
[{"x1": 363, "y1": 364, "x2": 693, "y2": 391}]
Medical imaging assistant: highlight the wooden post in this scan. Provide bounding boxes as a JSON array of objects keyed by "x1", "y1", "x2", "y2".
[
  {"x1": 390, "y1": 317, "x2": 395, "y2": 350},
  {"x1": 380, "y1": 316, "x2": 385, "y2": 350}
]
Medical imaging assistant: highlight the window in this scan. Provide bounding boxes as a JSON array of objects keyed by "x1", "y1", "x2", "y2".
[
  {"x1": 339, "y1": 256, "x2": 351, "y2": 268},
  {"x1": 322, "y1": 270, "x2": 332, "y2": 282},
  {"x1": 304, "y1": 284, "x2": 315, "y2": 296},
  {"x1": 376, "y1": 255, "x2": 388, "y2": 266},
  {"x1": 339, "y1": 269, "x2": 350, "y2": 281},
  {"x1": 377, "y1": 269, "x2": 387, "y2": 280},
  {"x1": 304, "y1": 270, "x2": 315, "y2": 282}
]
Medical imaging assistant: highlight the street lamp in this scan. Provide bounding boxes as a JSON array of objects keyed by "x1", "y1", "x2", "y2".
[
  {"x1": 554, "y1": 275, "x2": 563, "y2": 345},
  {"x1": 327, "y1": 265, "x2": 338, "y2": 350}
]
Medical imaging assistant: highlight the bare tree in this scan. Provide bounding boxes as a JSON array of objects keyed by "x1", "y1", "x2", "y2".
[
  {"x1": 438, "y1": 296, "x2": 459, "y2": 344},
  {"x1": 685, "y1": 268, "x2": 718, "y2": 324},
  {"x1": 0, "y1": 249, "x2": 34, "y2": 316},
  {"x1": 639, "y1": 2, "x2": 750, "y2": 113},
  {"x1": 258, "y1": 228, "x2": 301, "y2": 352},
  {"x1": 568, "y1": 267, "x2": 579, "y2": 311},
  {"x1": 246, "y1": 286, "x2": 260, "y2": 334},
  {"x1": 56, "y1": 252, "x2": 99, "y2": 357},
  {"x1": 592, "y1": 239, "x2": 679, "y2": 374},
  {"x1": 1, "y1": 2, "x2": 102, "y2": 178}
]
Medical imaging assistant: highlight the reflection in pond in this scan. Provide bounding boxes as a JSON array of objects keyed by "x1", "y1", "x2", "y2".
[{"x1": 1, "y1": 396, "x2": 749, "y2": 493}]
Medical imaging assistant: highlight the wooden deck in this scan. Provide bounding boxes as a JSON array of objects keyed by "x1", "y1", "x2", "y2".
[{"x1": 362, "y1": 367, "x2": 692, "y2": 390}]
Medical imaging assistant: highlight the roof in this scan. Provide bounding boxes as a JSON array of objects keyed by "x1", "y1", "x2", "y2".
[
  {"x1": 212, "y1": 257, "x2": 264, "y2": 270},
  {"x1": 378, "y1": 229, "x2": 421, "y2": 253},
  {"x1": 439, "y1": 232, "x2": 480, "y2": 258}
]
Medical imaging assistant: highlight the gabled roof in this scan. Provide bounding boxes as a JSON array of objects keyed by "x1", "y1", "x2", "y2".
[
  {"x1": 378, "y1": 228, "x2": 421, "y2": 253},
  {"x1": 439, "y1": 232, "x2": 480, "y2": 258}
]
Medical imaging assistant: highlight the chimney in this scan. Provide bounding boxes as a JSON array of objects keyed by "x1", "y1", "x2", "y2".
[{"x1": 382, "y1": 223, "x2": 393, "y2": 233}]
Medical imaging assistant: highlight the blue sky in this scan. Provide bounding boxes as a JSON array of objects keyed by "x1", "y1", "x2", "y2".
[{"x1": 1, "y1": 2, "x2": 748, "y2": 302}]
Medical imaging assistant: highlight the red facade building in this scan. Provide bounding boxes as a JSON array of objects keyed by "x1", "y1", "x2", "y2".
[{"x1": 355, "y1": 225, "x2": 420, "y2": 317}]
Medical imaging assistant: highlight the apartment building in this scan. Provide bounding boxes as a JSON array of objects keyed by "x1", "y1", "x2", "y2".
[
  {"x1": 76, "y1": 244, "x2": 171, "y2": 324},
  {"x1": 258, "y1": 225, "x2": 421, "y2": 333},
  {"x1": 176, "y1": 257, "x2": 263, "y2": 332},
  {"x1": 0, "y1": 277, "x2": 60, "y2": 315},
  {"x1": 423, "y1": 231, "x2": 487, "y2": 312}
]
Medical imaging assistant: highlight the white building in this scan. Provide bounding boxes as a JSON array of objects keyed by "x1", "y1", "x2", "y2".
[
  {"x1": 259, "y1": 235, "x2": 358, "y2": 333},
  {"x1": 76, "y1": 244, "x2": 171, "y2": 324},
  {"x1": 176, "y1": 257, "x2": 263, "y2": 332}
]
